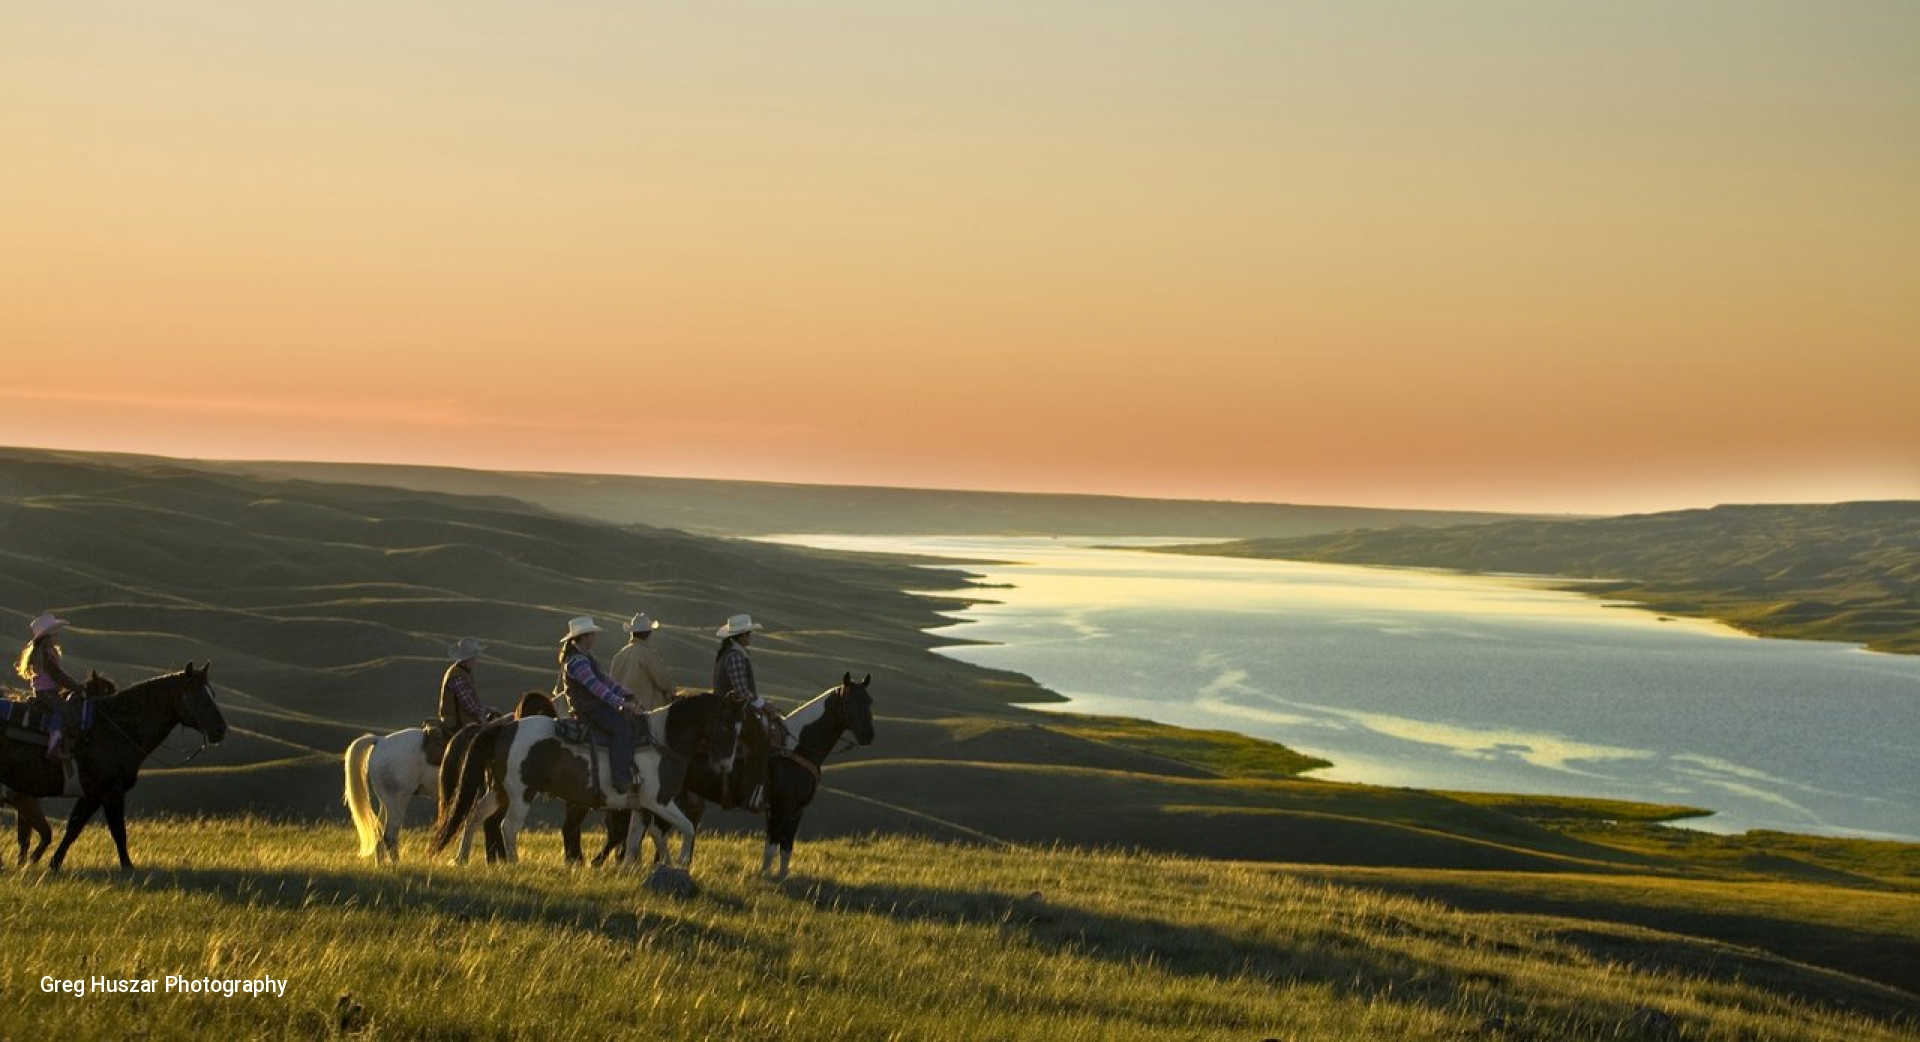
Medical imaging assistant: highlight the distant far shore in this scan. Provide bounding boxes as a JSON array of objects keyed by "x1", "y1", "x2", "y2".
[{"x1": 1152, "y1": 501, "x2": 1920, "y2": 656}]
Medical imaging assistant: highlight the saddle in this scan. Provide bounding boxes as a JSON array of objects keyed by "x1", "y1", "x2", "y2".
[
  {"x1": 554, "y1": 711, "x2": 659, "y2": 804},
  {"x1": 421, "y1": 720, "x2": 451, "y2": 769},
  {"x1": 0, "y1": 693, "x2": 92, "y2": 750}
]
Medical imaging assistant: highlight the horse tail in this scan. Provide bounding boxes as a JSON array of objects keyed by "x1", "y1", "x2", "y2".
[
  {"x1": 343, "y1": 734, "x2": 382, "y2": 858},
  {"x1": 430, "y1": 720, "x2": 508, "y2": 857},
  {"x1": 439, "y1": 726, "x2": 479, "y2": 812}
]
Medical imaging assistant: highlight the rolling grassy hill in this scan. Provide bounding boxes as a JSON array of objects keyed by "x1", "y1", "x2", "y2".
[
  {"x1": 7, "y1": 821, "x2": 1918, "y2": 1041},
  {"x1": 3, "y1": 446, "x2": 1917, "y2": 1015},
  {"x1": 1156, "y1": 502, "x2": 1920, "y2": 653}
]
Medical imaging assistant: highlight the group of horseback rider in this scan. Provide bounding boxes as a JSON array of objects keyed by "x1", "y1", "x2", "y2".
[
  {"x1": 443, "y1": 610, "x2": 787, "y2": 808},
  {"x1": 18, "y1": 607, "x2": 788, "y2": 807}
]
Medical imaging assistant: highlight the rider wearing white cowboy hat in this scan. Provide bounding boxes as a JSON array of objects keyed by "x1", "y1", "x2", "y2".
[
  {"x1": 713, "y1": 613, "x2": 787, "y2": 810},
  {"x1": 17, "y1": 612, "x2": 83, "y2": 759},
  {"x1": 609, "y1": 612, "x2": 676, "y2": 714},
  {"x1": 556, "y1": 615, "x2": 643, "y2": 794},
  {"x1": 438, "y1": 636, "x2": 500, "y2": 732}
]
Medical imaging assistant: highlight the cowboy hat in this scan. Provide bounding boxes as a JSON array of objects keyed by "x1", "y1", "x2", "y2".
[
  {"x1": 28, "y1": 612, "x2": 69, "y2": 640},
  {"x1": 715, "y1": 613, "x2": 763, "y2": 638},
  {"x1": 626, "y1": 613, "x2": 661, "y2": 634},
  {"x1": 561, "y1": 616, "x2": 604, "y2": 643},
  {"x1": 448, "y1": 636, "x2": 486, "y2": 662}
]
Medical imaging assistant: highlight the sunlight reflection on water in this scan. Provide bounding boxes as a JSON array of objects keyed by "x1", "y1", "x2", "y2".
[{"x1": 765, "y1": 534, "x2": 1920, "y2": 840}]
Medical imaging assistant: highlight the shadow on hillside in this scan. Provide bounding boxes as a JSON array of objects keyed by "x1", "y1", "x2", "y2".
[
  {"x1": 786, "y1": 877, "x2": 1533, "y2": 1026},
  {"x1": 59, "y1": 863, "x2": 752, "y2": 955},
  {"x1": 785, "y1": 876, "x2": 1920, "y2": 1032},
  {"x1": 1315, "y1": 875, "x2": 1920, "y2": 1013}
]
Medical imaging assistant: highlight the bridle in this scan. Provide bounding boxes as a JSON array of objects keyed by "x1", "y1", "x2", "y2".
[{"x1": 96, "y1": 679, "x2": 214, "y2": 769}]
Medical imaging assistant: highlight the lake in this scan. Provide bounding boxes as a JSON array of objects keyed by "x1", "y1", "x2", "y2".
[{"x1": 769, "y1": 534, "x2": 1920, "y2": 841}]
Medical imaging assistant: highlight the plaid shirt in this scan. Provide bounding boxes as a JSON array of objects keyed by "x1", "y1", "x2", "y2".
[
  {"x1": 446, "y1": 669, "x2": 490, "y2": 719},
  {"x1": 566, "y1": 651, "x2": 631, "y2": 709},
  {"x1": 717, "y1": 642, "x2": 764, "y2": 707}
]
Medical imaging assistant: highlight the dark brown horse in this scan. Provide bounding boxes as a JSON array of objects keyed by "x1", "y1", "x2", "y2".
[
  {"x1": 2, "y1": 671, "x2": 119, "y2": 867},
  {"x1": 0, "y1": 664, "x2": 226, "y2": 871}
]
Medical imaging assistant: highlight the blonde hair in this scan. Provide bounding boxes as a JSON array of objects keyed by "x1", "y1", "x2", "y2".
[{"x1": 16, "y1": 636, "x2": 54, "y2": 683}]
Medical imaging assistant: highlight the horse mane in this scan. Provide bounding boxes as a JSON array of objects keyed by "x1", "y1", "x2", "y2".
[{"x1": 513, "y1": 690, "x2": 557, "y2": 719}]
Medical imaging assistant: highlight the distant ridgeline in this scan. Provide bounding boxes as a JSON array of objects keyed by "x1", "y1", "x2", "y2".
[{"x1": 1156, "y1": 502, "x2": 1920, "y2": 654}]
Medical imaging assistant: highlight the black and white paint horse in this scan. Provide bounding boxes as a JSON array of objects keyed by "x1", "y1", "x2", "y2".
[
  {"x1": 343, "y1": 691, "x2": 555, "y2": 863},
  {"x1": 430, "y1": 692, "x2": 741, "y2": 867},
  {"x1": 613, "y1": 673, "x2": 875, "y2": 880},
  {"x1": 0, "y1": 664, "x2": 226, "y2": 871}
]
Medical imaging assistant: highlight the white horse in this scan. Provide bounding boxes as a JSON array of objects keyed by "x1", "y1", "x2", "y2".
[
  {"x1": 343, "y1": 727, "x2": 440, "y2": 863},
  {"x1": 431, "y1": 693, "x2": 741, "y2": 867}
]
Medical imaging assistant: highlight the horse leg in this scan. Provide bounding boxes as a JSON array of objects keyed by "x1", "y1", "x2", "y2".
[
  {"x1": 647, "y1": 813, "x2": 670, "y2": 866},
  {"x1": 561, "y1": 804, "x2": 588, "y2": 864},
  {"x1": 500, "y1": 787, "x2": 530, "y2": 864},
  {"x1": 765, "y1": 800, "x2": 803, "y2": 881},
  {"x1": 672, "y1": 793, "x2": 707, "y2": 867},
  {"x1": 455, "y1": 789, "x2": 498, "y2": 865},
  {"x1": 27, "y1": 804, "x2": 51, "y2": 865},
  {"x1": 378, "y1": 783, "x2": 405, "y2": 865},
  {"x1": 22, "y1": 798, "x2": 51, "y2": 865},
  {"x1": 760, "y1": 807, "x2": 777, "y2": 876},
  {"x1": 645, "y1": 799, "x2": 697, "y2": 868},
  {"x1": 102, "y1": 792, "x2": 134, "y2": 871},
  {"x1": 594, "y1": 810, "x2": 630, "y2": 867},
  {"x1": 483, "y1": 806, "x2": 507, "y2": 863},
  {"x1": 13, "y1": 800, "x2": 28, "y2": 867},
  {"x1": 48, "y1": 794, "x2": 102, "y2": 871}
]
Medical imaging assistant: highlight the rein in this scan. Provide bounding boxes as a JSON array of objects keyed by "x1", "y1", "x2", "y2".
[{"x1": 94, "y1": 685, "x2": 211, "y2": 769}]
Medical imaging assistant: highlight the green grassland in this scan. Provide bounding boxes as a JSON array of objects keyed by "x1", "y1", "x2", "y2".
[
  {"x1": 4, "y1": 819, "x2": 1916, "y2": 1041},
  {"x1": 1155, "y1": 502, "x2": 1920, "y2": 654},
  {"x1": 4, "y1": 447, "x2": 1918, "y2": 1034}
]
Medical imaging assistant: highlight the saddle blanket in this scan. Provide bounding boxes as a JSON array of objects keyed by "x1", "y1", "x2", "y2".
[{"x1": 0, "y1": 698, "x2": 94, "y2": 746}]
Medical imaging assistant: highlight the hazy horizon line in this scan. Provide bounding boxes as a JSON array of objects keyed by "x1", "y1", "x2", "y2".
[{"x1": 9, "y1": 440, "x2": 1915, "y2": 521}]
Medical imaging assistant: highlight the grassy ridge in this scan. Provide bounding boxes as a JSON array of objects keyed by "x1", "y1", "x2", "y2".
[
  {"x1": 1155, "y1": 502, "x2": 1920, "y2": 653},
  {"x1": 4, "y1": 819, "x2": 1916, "y2": 1041}
]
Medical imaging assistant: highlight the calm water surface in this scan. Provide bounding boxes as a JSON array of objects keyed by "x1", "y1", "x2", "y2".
[{"x1": 771, "y1": 535, "x2": 1920, "y2": 841}]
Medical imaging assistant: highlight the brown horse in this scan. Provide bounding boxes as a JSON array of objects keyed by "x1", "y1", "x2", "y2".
[
  {"x1": 2, "y1": 671, "x2": 118, "y2": 867},
  {"x1": 0, "y1": 664, "x2": 227, "y2": 872}
]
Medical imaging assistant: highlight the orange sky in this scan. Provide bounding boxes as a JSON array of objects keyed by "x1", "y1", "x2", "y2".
[{"x1": 3, "y1": 3, "x2": 1916, "y2": 514}]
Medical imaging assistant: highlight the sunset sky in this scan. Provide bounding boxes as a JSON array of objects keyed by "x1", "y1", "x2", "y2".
[{"x1": 3, "y1": 2, "x2": 1915, "y2": 513}]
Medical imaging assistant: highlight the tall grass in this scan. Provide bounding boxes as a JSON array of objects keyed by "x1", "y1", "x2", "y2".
[{"x1": 4, "y1": 819, "x2": 1913, "y2": 1040}]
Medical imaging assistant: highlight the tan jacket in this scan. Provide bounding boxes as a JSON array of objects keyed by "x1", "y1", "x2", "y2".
[{"x1": 608, "y1": 638, "x2": 675, "y2": 712}]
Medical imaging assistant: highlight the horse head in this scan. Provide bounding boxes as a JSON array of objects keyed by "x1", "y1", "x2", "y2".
[
  {"x1": 176, "y1": 661, "x2": 228, "y2": 744},
  {"x1": 838, "y1": 672, "x2": 875, "y2": 746},
  {"x1": 83, "y1": 670, "x2": 118, "y2": 699},
  {"x1": 703, "y1": 694, "x2": 744, "y2": 776},
  {"x1": 669, "y1": 693, "x2": 744, "y2": 777}
]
